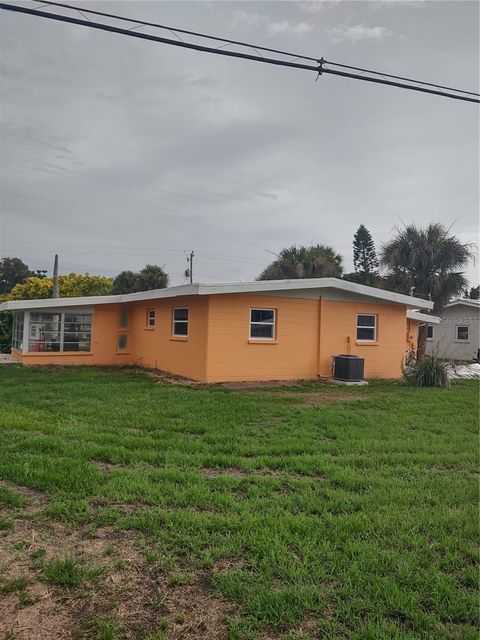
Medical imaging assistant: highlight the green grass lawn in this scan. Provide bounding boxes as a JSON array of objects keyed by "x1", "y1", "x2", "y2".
[{"x1": 0, "y1": 366, "x2": 478, "y2": 640}]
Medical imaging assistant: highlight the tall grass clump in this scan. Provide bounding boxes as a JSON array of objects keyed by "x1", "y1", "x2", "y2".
[{"x1": 404, "y1": 354, "x2": 449, "y2": 388}]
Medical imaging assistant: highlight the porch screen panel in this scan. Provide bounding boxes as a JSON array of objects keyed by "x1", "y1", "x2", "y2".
[
  {"x1": 27, "y1": 311, "x2": 92, "y2": 353},
  {"x1": 63, "y1": 313, "x2": 92, "y2": 352},
  {"x1": 29, "y1": 313, "x2": 61, "y2": 352},
  {"x1": 12, "y1": 312, "x2": 24, "y2": 350}
]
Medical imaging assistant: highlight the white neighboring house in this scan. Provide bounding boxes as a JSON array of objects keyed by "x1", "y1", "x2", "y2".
[{"x1": 425, "y1": 299, "x2": 480, "y2": 361}]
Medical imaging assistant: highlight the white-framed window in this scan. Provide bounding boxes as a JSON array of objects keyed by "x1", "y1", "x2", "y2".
[
  {"x1": 426, "y1": 324, "x2": 434, "y2": 340},
  {"x1": 146, "y1": 309, "x2": 156, "y2": 328},
  {"x1": 250, "y1": 308, "x2": 276, "y2": 340},
  {"x1": 356, "y1": 314, "x2": 377, "y2": 341},
  {"x1": 456, "y1": 325, "x2": 469, "y2": 341},
  {"x1": 27, "y1": 311, "x2": 92, "y2": 352},
  {"x1": 173, "y1": 308, "x2": 188, "y2": 337}
]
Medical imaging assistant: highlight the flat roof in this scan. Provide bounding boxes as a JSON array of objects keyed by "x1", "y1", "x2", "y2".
[{"x1": 0, "y1": 277, "x2": 434, "y2": 312}]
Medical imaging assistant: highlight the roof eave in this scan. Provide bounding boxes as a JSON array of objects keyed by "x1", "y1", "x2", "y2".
[{"x1": 0, "y1": 278, "x2": 434, "y2": 311}]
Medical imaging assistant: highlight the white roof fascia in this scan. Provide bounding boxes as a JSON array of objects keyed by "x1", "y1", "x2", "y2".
[
  {"x1": 407, "y1": 310, "x2": 441, "y2": 324},
  {"x1": 195, "y1": 278, "x2": 433, "y2": 309},
  {"x1": 0, "y1": 278, "x2": 433, "y2": 312},
  {"x1": 444, "y1": 299, "x2": 480, "y2": 310},
  {"x1": 0, "y1": 294, "x2": 123, "y2": 312}
]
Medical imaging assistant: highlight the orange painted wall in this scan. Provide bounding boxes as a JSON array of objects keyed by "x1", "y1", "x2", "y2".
[
  {"x1": 14, "y1": 305, "x2": 132, "y2": 367},
  {"x1": 128, "y1": 296, "x2": 209, "y2": 380},
  {"x1": 14, "y1": 294, "x2": 411, "y2": 381},
  {"x1": 318, "y1": 300, "x2": 408, "y2": 379},
  {"x1": 204, "y1": 294, "x2": 320, "y2": 382},
  {"x1": 406, "y1": 318, "x2": 419, "y2": 353}
]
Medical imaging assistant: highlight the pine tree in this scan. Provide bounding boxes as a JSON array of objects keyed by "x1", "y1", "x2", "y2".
[{"x1": 353, "y1": 225, "x2": 378, "y2": 285}]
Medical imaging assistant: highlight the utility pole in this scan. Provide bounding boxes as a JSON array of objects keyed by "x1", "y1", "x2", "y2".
[
  {"x1": 185, "y1": 251, "x2": 194, "y2": 284},
  {"x1": 52, "y1": 254, "x2": 59, "y2": 298}
]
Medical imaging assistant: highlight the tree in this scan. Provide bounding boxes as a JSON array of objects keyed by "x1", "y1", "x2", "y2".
[
  {"x1": 469, "y1": 285, "x2": 479, "y2": 300},
  {"x1": 258, "y1": 245, "x2": 343, "y2": 280},
  {"x1": 8, "y1": 273, "x2": 113, "y2": 300},
  {"x1": 112, "y1": 265, "x2": 169, "y2": 294},
  {"x1": 380, "y1": 224, "x2": 474, "y2": 312},
  {"x1": 138, "y1": 264, "x2": 169, "y2": 291},
  {"x1": 111, "y1": 271, "x2": 139, "y2": 295},
  {"x1": 0, "y1": 257, "x2": 31, "y2": 294},
  {"x1": 0, "y1": 312, "x2": 13, "y2": 354},
  {"x1": 352, "y1": 225, "x2": 379, "y2": 285}
]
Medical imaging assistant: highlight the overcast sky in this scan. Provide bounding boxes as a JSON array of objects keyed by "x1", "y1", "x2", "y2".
[{"x1": 1, "y1": 0, "x2": 478, "y2": 286}]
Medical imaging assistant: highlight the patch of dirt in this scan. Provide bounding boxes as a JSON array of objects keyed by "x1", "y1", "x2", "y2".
[
  {"x1": 134, "y1": 368, "x2": 209, "y2": 388},
  {"x1": 0, "y1": 484, "x2": 236, "y2": 639}
]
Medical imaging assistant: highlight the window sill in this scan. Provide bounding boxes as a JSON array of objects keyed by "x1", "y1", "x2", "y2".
[
  {"x1": 144, "y1": 327, "x2": 155, "y2": 331},
  {"x1": 454, "y1": 340, "x2": 470, "y2": 343},
  {"x1": 170, "y1": 336, "x2": 188, "y2": 342},
  {"x1": 356, "y1": 341, "x2": 378, "y2": 346},
  {"x1": 248, "y1": 339, "x2": 277, "y2": 345},
  {"x1": 115, "y1": 351, "x2": 131, "y2": 355}
]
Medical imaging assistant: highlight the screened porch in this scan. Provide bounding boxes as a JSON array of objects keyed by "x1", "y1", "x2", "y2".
[{"x1": 12, "y1": 309, "x2": 93, "y2": 354}]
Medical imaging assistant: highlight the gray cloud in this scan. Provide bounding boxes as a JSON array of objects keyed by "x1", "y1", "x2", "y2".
[{"x1": 0, "y1": 0, "x2": 478, "y2": 286}]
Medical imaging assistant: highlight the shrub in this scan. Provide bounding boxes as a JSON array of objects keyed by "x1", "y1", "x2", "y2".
[{"x1": 404, "y1": 355, "x2": 449, "y2": 388}]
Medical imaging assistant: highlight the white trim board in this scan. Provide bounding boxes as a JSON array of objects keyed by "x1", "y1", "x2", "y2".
[
  {"x1": 407, "y1": 310, "x2": 441, "y2": 324},
  {"x1": 444, "y1": 299, "x2": 480, "y2": 311},
  {"x1": 0, "y1": 278, "x2": 434, "y2": 312}
]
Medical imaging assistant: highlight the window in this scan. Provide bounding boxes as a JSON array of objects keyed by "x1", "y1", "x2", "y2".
[
  {"x1": 28, "y1": 312, "x2": 92, "y2": 352},
  {"x1": 117, "y1": 334, "x2": 128, "y2": 350},
  {"x1": 146, "y1": 309, "x2": 156, "y2": 328},
  {"x1": 250, "y1": 309, "x2": 276, "y2": 340},
  {"x1": 12, "y1": 312, "x2": 24, "y2": 351},
  {"x1": 426, "y1": 324, "x2": 434, "y2": 340},
  {"x1": 63, "y1": 313, "x2": 92, "y2": 352},
  {"x1": 173, "y1": 308, "x2": 188, "y2": 337},
  {"x1": 357, "y1": 314, "x2": 377, "y2": 341},
  {"x1": 456, "y1": 325, "x2": 469, "y2": 341},
  {"x1": 119, "y1": 304, "x2": 128, "y2": 328}
]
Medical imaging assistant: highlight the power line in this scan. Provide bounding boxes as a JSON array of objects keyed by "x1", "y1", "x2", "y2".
[
  {"x1": 2, "y1": 240, "x2": 269, "y2": 265},
  {"x1": 28, "y1": 0, "x2": 479, "y2": 100},
  {"x1": 1, "y1": 1, "x2": 478, "y2": 103}
]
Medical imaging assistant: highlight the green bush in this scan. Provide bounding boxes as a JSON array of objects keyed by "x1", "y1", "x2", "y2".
[
  {"x1": 0, "y1": 311, "x2": 12, "y2": 354},
  {"x1": 404, "y1": 355, "x2": 449, "y2": 388}
]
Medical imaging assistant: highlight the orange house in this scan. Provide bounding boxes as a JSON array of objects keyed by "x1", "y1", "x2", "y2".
[{"x1": 0, "y1": 278, "x2": 435, "y2": 382}]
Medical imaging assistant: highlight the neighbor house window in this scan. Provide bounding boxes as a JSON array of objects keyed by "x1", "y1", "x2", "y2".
[
  {"x1": 356, "y1": 314, "x2": 377, "y2": 341},
  {"x1": 250, "y1": 309, "x2": 276, "y2": 340},
  {"x1": 28, "y1": 311, "x2": 92, "y2": 352},
  {"x1": 456, "y1": 325, "x2": 469, "y2": 341},
  {"x1": 426, "y1": 324, "x2": 434, "y2": 340},
  {"x1": 146, "y1": 309, "x2": 156, "y2": 328},
  {"x1": 117, "y1": 334, "x2": 128, "y2": 350},
  {"x1": 12, "y1": 312, "x2": 24, "y2": 351},
  {"x1": 173, "y1": 308, "x2": 188, "y2": 337}
]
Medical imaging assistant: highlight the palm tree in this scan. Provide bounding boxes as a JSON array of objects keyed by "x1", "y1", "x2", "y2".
[
  {"x1": 381, "y1": 224, "x2": 475, "y2": 311},
  {"x1": 111, "y1": 270, "x2": 139, "y2": 294},
  {"x1": 258, "y1": 245, "x2": 343, "y2": 280},
  {"x1": 111, "y1": 265, "x2": 169, "y2": 294},
  {"x1": 138, "y1": 264, "x2": 169, "y2": 290}
]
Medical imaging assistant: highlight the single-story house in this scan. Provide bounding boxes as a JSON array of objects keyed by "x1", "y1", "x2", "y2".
[
  {"x1": 0, "y1": 278, "x2": 435, "y2": 382},
  {"x1": 425, "y1": 298, "x2": 480, "y2": 361}
]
